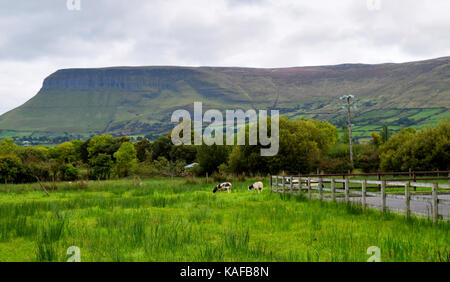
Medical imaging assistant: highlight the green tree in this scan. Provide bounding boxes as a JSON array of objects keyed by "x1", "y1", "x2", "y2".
[
  {"x1": 151, "y1": 136, "x2": 173, "y2": 161},
  {"x1": 113, "y1": 142, "x2": 137, "y2": 177},
  {"x1": 0, "y1": 154, "x2": 23, "y2": 184},
  {"x1": 51, "y1": 142, "x2": 77, "y2": 163},
  {"x1": 340, "y1": 125, "x2": 350, "y2": 144},
  {"x1": 228, "y1": 117, "x2": 338, "y2": 175},
  {"x1": 60, "y1": 164, "x2": 78, "y2": 181},
  {"x1": 196, "y1": 144, "x2": 230, "y2": 175},
  {"x1": 70, "y1": 140, "x2": 84, "y2": 163},
  {"x1": 149, "y1": 156, "x2": 185, "y2": 176},
  {"x1": 86, "y1": 135, "x2": 128, "y2": 160},
  {"x1": 354, "y1": 144, "x2": 380, "y2": 172},
  {"x1": 48, "y1": 159, "x2": 63, "y2": 182},
  {"x1": 169, "y1": 145, "x2": 197, "y2": 163},
  {"x1": 135, "y1": 139, "x2": 152, "y2": 162},
  {"x1": 15, "y1": 146, "x2": 49, "y2": 165},
  {"x1": 91, "y1": 154, "x2": 113, "y2": 180},
  {"x1": 152, "y1": 156, "x2": 170, "y2": 175},
  {"x1": 87, "y1": 135, "x2": 116, "y2": 159},
  {"x1": 381, "y1": 124, "x2": 390, "y2": 143},
  {"x1": 371, "y1": 132, "x2": 383, "y2": 147},
  {"x1": 228, "y1": 146, "x2": 250, "y2": 174},
  {"x1": 379, "y1": 128, "x2": 416, "y2": 171},
  {"x1": 0, "y1": 139, "x2": 18, "y2": 155},
  {"x1": 379, "y1": 121, "x2": 449, "y2": 171}
]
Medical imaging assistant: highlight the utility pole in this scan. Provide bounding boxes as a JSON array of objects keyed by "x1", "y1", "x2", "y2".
[{"x1": 340, "y1": 95, "x2": 355, "y2": 166}]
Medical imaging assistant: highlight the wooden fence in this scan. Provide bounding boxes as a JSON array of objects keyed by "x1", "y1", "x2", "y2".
[
  {"x1": 270, "y1": 175, "x2": 450, "y2": 223},
  {"x1": 293, "y1": 171, "x2": 450, "y2": 188}
]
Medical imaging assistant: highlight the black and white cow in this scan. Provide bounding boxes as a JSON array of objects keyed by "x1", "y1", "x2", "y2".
[
  {"x1": 248, "y1": 181, "x2": 264, "y2": 193},
  {"x1": 212, "y1": 182, "x2": 232, "y2": 193}
]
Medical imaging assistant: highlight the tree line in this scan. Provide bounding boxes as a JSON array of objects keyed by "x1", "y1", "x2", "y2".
[{"x1": 0, "y1": 118, "x2": 448, "y2": 184}]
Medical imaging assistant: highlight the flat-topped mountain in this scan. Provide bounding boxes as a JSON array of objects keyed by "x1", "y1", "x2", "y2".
[{"x1": 0, "y1": 57, "x2": 449, "y2": 140}]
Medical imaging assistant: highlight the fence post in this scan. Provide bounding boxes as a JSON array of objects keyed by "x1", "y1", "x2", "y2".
[
  {"x1": 331, "y1": 178, "x2": 336, "y2": 201},
  {"x1": 274, "y1": 176, "x2": 278, "y2": 192},
  {"x1": 270, "y1": 176, "x2": 273, "y2": 191},
  {"x1": 319, "y1": 178, "x2": 323, "y2": 200},
  {"x1": 381, "y1": 180, "x2": 387, "y2": 213},
  {"x1": 282, "y1": 176, "x2": 285, "y2": 193},
  {"x1": 362, "y1": 179, "x2": 367, "y2": 211},
  {"x1": 405, "y1": 182, "x2": 410, "y2": 218},
  {"x1": 345, "y1": 178, "x2": 349, "y2": 203},
  {"x1": 290, "y1": 176, "x2": 293, "y2": 194},
  {"x1": 307, "y1": 177, "x2": 311, "y2": 199},
  {"x1": 432, "y1": 183, "x2": 439, "y2": 224},
  {"x1": 413, "y1": 172, "x2": 417, "y2": 191}
]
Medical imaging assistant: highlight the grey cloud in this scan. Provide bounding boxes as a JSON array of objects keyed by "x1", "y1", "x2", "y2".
[{"x1": 0, "y1": 0, "x2": 449, "y2": 114}]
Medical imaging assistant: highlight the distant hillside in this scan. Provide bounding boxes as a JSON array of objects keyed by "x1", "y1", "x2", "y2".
[{"x1": 0, "y1": 57, "x2": 449, "y2": 141}]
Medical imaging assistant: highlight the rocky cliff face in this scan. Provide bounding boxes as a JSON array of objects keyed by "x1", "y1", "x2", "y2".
[{"x1": 42, "y1": 67, "x2": 206, "y2": 90}]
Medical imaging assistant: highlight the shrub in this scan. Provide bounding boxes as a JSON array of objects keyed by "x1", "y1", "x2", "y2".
[
  {"x1": 60, "y1": 164, "x2": 78, "y2": 181},
  {"x1": 354, "y1": 144, "x2": 380, "y2": 172},
  {"x1": 319, "y1": 157, "x2": 353, "y2": 174},
  {"x1": 0, "y1": 154, "x2": 24, "y2": 183},
  {"x1": 379, "y1": 121, "x2": 450, "y2": 171},
  {"x1": 91, "y1": 154, "x2": 113, "y2": 180},
  {"x1": 212, "y1": 171, "x2": 228, "y2": 183}
]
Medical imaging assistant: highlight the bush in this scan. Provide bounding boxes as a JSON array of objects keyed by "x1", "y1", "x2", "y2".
[
  {"x1": 235, "y1": 173, "x2": 247, "y2": 182},
  {"x1": 379, "y1": 121, "x2": 450, "y2": 171},
  {"x1": 212, "y1": 171, "x2": 228, "y2": 183},
  {"x1": 60, "y1": 164, "x2": 78, "y2": 181},
  {"x1": 319, "y1": 157, "x2": 353, "y2": 174},
  {"x1": 0, "y1": 154, "x2": 24, "y2": 183},
  {"x1": 354, "y1": 144, "x2": 380, "y2": 172},
  {"x1": 133, "y1": 162, "x2": 160, "y2": 177},
  {"x1": 90, "y1": 154, "x2": 113, "y2": 180}
]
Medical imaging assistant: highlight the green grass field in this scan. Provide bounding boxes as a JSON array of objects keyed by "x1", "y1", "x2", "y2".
[
  {"x1": 0, "y1": 178, "x2": 448, "y2": 262},
  {"x1": 346, "y1": 108, "x2": 450, "y2": 142}
]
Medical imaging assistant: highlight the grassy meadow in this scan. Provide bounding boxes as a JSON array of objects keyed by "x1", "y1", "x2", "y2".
[{"x1": 0, "y1": 178, "x2": 448, "y2": 262}]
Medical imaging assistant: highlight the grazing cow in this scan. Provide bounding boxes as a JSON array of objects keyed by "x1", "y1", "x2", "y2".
[
  {"x1": 248, "y1": 181, "x2": 264, "y2": 193},
  {"x1": 213, "y1": 182, "x2": 232, "y2": 193}
]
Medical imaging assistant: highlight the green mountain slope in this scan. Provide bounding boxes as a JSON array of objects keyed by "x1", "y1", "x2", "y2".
[{"x1": 0, "y1": 57, "x2": 449, "y2": 141}]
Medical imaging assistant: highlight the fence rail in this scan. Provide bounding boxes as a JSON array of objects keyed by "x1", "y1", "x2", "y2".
[
  {"x1": 294, "y1": 170, "x2": 450, "y2": 177},
  {"x1": 293, "y1": 171, "x2": 450, "y2": 185},
  {"x1": 270, "y1": 174, "x2": 450, "y2": 223}
]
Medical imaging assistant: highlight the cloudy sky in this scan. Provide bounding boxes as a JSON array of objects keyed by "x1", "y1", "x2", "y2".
[{"x1": 1, "y1": 0, "x2": 449, "y2": 114}]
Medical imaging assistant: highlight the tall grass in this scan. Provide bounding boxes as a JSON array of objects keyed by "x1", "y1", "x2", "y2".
[{"x1": 0, "y1": 177, "x2": 448, "y2": 262}]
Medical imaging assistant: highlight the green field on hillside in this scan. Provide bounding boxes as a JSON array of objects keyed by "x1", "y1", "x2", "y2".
[
  {"x1": 1, "y1": 107, "x2": 448, "y2": 145},
  {"x1": 0, "y1": 178, "x2": 448, "y2": 262},
  {"x1": 347, "y1": 108, "x2": 449, "y2": 142}
]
